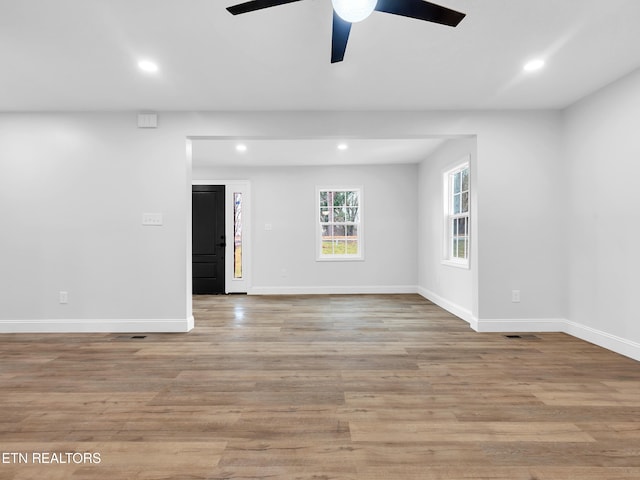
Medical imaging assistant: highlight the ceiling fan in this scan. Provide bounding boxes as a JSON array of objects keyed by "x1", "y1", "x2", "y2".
[{"x1": 226, "y1": 0, "x2": 466, "y2": 63}]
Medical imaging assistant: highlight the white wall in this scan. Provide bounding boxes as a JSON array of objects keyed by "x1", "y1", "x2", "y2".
[
  {"x1": 418, "y1": 137, "x2": 477, "y2": 324},
  {"x1": 472, "y1": 112, "x2": 566, "y2": 327},
  {"x1": 0, "y1": 110, "x2": 571, "y2": 339},
  {"x1": 563, "y1": 67, "x2": 640, "y2": 356},
  {"x1": 0, "y1": 113, "x2": 192, "y2": 332},
  {"x1": 193, "y1": 164, "x2": 419, "y2": 294},
  {"x1": 416, "y1": 112, "x2": 567, "y2": 331}
]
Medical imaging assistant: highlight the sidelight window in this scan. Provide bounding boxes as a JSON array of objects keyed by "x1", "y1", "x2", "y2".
[{"x1": 233, "y1": 192, "x2": 243, "y2": 278}]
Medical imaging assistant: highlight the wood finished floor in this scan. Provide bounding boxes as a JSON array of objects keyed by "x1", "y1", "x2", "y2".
[{"x1": 1, "y1": 294, "x2": 639, "y2": 479}]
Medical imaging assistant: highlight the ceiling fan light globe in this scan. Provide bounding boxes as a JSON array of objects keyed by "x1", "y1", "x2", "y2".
[{"x1": 331, "y1": 0, "x2": 378, "y2": 23}]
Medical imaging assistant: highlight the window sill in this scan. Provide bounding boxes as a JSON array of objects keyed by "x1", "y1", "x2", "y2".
[
  {"x1": 317, "y1": 256, "x2": 365, "y2": 262},
  {"x1": 441, "y1": 259, "x2": 470, "y2": 270}
]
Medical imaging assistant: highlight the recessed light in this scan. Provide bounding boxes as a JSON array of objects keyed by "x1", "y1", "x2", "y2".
[
  {"x1": 138, "y1": 60, "x2": 159, "y2": 73},
  {"x1": 337, "y1": 143, "x2": 348, "y2": 151},
  {"x1": 523, "y1": 59, "x2": 545, "y2": 72},
  {"x1": 236, "y1": 144, "x2": 247, "y2": 152}
]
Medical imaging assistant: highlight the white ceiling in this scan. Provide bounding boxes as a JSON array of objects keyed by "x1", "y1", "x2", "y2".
[{"x1": 1, "y1": 0, "x2": 640, "y2": 112}]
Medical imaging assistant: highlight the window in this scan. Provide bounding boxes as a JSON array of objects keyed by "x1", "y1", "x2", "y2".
[
  {"x1": 444, "y1": 162, "x2": 470, "y2": 266},
  {"x1": 317, "y1": 187, "x2": 363, "y2": 260},
  {"x1": 233, "y1": 192, "x2": 243, "y2": 279}
]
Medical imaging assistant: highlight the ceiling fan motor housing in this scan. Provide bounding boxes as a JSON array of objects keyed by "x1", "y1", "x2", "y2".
[{"x1": 331, "y1": 0, "x2": 378, "y2": 23}]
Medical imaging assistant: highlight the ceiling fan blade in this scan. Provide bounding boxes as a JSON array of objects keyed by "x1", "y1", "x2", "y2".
[
  {"x1": 374, "y1": 0, "x2": 465, "y2": 27},
  {"x1": 331, "y1": 11, "x2": 352, "y2": 63},
  {"x1": 227, "y1": 0, "x2": 303, "y2": 15}
]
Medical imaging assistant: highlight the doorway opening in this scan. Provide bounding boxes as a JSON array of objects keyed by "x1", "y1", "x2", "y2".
[{"x1": 191, "y1": 180, "x2": 251, "y2": 295}]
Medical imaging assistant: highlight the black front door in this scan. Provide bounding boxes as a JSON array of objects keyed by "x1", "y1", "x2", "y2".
[{"x1": 192, "y1": 185, "x2": 225, "y2": 294}]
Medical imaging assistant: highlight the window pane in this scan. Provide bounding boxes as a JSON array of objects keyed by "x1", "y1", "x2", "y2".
[
  {"x1": 332, "y1": 239, "x2": 346, "y2": 254},
  {"x1": 452, "y1": 238, "x2": 459, "y2": 258},
  {"x1": 459, "y1": 239, "x2": 467, "y2": 259},
  {"x1": 452, "y1": 218, "x2": 458, "y2": 235},
  {"x1": 332, "y1": 191, "x2": 345, "y2": 206},
  {"x1": 333, "y1": 225, "x2": 346, "y2": 237},
  {"x1": 233, "y1": 192, "x2": 243, "y2": 279},
  {"x1": 453, "y1": 194, "x2": 461, "y2": 214},
  {"x1": 333, "y1": 207, "x2": 345, "y2": 222},
  {"x1": 462, "y1": 192, "x2": 469, "y2": 213},
  {"x1": 320, "y1": 209, "x2": 329, "y2": 223},
  {"x1": 346, "y1": 191, "x2": 359, "y2": 206},
  {"x1": 346, "y1": 240, "x2": 359, "y2": 255},
  {"x1": 320, "y1": 191, "x2": 328, "y2": 207},
  {"x1": 322, "y1": 240, "x2": 334, "y2": 255},
  {"x1": 346, "y1": 207, "x2": 359, "y2": 222},
  {"x1": 346, "y1": 225, "x2": 358, "y2": 237},
  {"x1": 453, "y1": 172, "x2": 461, "y2": 194},
  {"x1": 462, "y1": 168, "x2": 469, "y2": 191},
  {"x1": 459, "y1": 217, "x2": 467, "y2": 235}
]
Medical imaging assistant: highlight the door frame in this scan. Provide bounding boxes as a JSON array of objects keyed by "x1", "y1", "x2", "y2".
[{"x1": 192, "y1": 179, "x2": 251, "y2": 294}]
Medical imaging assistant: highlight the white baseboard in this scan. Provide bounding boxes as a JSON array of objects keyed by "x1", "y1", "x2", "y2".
[
  {"x1": 417, "y1": 287, "x2": 639, "y2": 362},
  {"x1": 474, "y1": 318, "x2": 566, "y2": 333},
  {"x1": 0, "y1": 316, "x2": 195, "y2": 333},
  {"x1": 564, "y1": 319, "x2": 640, "y2": 362},
  {"x1": 417, "y1": 287, "x2": 476, "y2": 328},
  {"x1": 477, "y1": 318, "x2": 639, "y2": 362},
  {"x1": 4, "y1": 294, "x2": 638, "y2": 362},
  {"x1": 249, "y1": 285, "x2": 419, "y2": 295}
]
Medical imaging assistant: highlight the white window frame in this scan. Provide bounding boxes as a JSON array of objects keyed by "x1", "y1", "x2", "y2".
[
  {"x1": 316, "y1": 186, "x2": 364, "y2": 262},
  {"x1": 442, "y1": 160, "x2": 470, "y2": 269}
]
